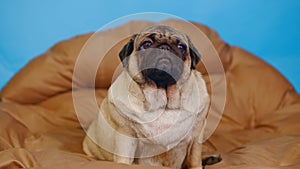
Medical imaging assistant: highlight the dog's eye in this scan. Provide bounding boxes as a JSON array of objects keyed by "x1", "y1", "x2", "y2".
[
  {"x1": 142, "y1": 41, "x2": 152, "y2": 49},
  {"x1": 177, "y1": 44, "x2": 186, "y2": 51}
]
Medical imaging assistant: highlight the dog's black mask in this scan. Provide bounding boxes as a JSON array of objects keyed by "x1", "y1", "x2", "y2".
[{"x1": 137, "y1": 47, "x2": 184, "y2": 88}]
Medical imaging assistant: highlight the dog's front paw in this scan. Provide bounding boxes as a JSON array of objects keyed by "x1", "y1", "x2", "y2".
[{"x1": 113, "y1": 156, "x2": 133, "y2": 165}]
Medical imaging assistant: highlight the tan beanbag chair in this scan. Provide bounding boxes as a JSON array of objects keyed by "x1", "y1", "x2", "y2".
[{"x1": 0, "y1": 20, "x2": 299, "y2": 169}]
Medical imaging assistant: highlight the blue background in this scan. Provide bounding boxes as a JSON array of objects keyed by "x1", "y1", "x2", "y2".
[{"x1": 1, "y1": 0, "x2": 299, "y2": 92}]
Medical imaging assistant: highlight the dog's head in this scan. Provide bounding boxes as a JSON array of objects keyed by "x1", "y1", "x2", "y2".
[{"x1": 119, "y1": 25, "x2": 201, "y2": 88}]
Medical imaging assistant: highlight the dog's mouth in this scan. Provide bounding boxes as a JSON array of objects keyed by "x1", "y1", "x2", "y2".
[
  {"x1": 137, "y1": 48, "x2": 184, "y2": 88},
  {"x1": 142, "y1": 68, "x2": 177, "y2": 89}
]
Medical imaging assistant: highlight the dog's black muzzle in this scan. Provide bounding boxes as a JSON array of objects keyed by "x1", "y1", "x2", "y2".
[{"x1": 136, "y1": 48, "x2": 184, "y2": 88}]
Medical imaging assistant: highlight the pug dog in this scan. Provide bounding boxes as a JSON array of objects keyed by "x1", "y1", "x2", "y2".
[{"x1": 83, "y1": 25, "x2": 210, "y2": 169}]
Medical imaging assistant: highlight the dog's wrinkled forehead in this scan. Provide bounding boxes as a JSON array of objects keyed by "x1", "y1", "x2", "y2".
[{"x1": 134, "y1": 25, "x2": 188, "y2": 48}]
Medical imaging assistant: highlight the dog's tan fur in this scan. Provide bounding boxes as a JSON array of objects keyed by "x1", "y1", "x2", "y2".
[{"x1": 83, "y1": 25, "x2": 210, "y2": 169}]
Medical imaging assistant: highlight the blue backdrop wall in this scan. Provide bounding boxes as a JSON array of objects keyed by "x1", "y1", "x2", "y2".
[{"x1": 1, "y1": 0, "x2": 299, "y2": 92}]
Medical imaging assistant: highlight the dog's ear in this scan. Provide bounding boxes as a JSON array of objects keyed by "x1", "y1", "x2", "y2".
[
  {"x1": 119, "y1": 34, "x2": 137, "y2": 67},
  {"x1": 188, "y1": 37, "x2": 201, "y2": 69}
]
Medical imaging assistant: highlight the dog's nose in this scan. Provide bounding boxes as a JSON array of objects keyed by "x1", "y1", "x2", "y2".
[{"x1": 158, "y1": 44, "x2": 170, "y2": 51}]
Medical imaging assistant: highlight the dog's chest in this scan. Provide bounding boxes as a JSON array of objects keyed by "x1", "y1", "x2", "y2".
[
  {"x1": 133, "y1": 109, "x2": 196, "y2": 149},
  {"x1": 136, "y1": 109, "x2": 177, "y2": 136}
]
